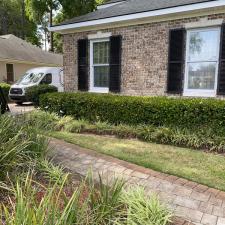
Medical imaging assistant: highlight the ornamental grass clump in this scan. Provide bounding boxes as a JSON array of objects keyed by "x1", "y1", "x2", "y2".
[
  {"x1": 0, "y1": 173, "x2": 172, "y2": 225},
  {"x1": 0, "y1": 115, "x2": 48, "y2": 181},
  {"x1": 24, "y1": 110, "x2": 225, "y2": 152}
]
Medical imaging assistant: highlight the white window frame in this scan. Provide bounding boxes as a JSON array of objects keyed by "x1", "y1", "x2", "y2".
[
  {"x1": 183, "y1": 27, "x2": 221, "y2": 97},
  {"x1": 90, "y1": 38, "x2": 110, "y2": 93}
]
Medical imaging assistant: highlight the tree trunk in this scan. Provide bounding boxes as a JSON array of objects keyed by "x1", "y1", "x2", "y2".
[
  {"x1": 21, "y1": 0, "x2": 25, "y2": 39},
  {"x1": 49, "y1": 8, "x2": 54, "y2": 52}
]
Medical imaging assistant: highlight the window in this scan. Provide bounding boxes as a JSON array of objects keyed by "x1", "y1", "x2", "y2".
[
  {"x1": 90, "y1": 39, "x2": 110, "y2": 93},
  {"x1": 184, "y1": 27, "x2": 221, "y2": 97},
  {"x1": 41, "y1": 73, "x2": 52, "y2": 84},
  {"x1": 6, "y1": 64, "x2": 14, "y2": 83}
]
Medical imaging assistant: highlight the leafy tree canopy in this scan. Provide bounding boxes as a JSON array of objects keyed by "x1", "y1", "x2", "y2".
[{"x1": 0, "y1": 0, "x2": 41, "y2": 46}]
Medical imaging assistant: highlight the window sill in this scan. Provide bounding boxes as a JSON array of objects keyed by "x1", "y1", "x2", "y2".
[
  {"x1": 89, "y1": 88, "x2": 109, "y2": 93},
  {"x1": 183, "y1": 90, "x2": 216, "y2": 98}
]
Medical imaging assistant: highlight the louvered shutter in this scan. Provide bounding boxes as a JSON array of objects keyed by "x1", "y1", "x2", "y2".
[
  {"x1": 217, "y1": 24, "x2": 225, "y2": 95},
  {"x1": 78, "y1": 39, "x2": 88, "y2": 91},
  {"x1": 167, "y1": 29, "x2": 185, "y2": 94},
  {"x1": 109, "y1": 35, "x2": 122, "y2": 93}
]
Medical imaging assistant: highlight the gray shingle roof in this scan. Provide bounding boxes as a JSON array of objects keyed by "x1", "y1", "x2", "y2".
[
  {"x1": 0, "y1": 34, "x2": 62, "y2": 66},
  {"x1": 56, "y1": 0, "x2": 216, "y2": 26}
]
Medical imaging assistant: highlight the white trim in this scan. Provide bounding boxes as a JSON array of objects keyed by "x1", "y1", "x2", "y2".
[
  {"x1": 89, "y1": 38, "x2": 110, "y2": 93},
  {"x1": 97, "y1": 1, "x2": 125, "y2": 10},
  {"x1": 185, "y1": 18, "x2": 223, "y2": 29},
  {"x1": 49, "y1": 0, "x2": 225, "y2": 33},
  {"x1": 183, "y1": 27, "x2": 221, "y2": 97},
  {"x1": 88, "y1": 31, "x2": 112, "y2": 40}
]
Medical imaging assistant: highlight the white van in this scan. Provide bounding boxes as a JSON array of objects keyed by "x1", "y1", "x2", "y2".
[{"x1": 9, "y1": 67, "x2": 63, "y2": 105}]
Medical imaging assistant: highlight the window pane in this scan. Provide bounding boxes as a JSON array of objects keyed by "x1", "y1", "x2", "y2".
[
  {"x1": 188, "y1": 62, "x2": 216, "y2": 90},
  {"x1": 94, "y1": 66, "x2": 109, "y2": 87},
  {"x1": 188, "y1": 29, "x2": 219, "y2": 61},
  {"x1": 93, "y1": 42, "x2": 109, "y2": 64}
]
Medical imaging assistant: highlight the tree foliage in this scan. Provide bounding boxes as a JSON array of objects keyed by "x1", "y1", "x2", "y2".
[
  {"x1": 53, "y1": 0, "x2": 107, "y2": 53},
  {"x1": 0, "y1": 0, "x2": 108, "y2": 52},
  {"x1": 0, "y1": 0, "x2": 41, "y2": 46}
]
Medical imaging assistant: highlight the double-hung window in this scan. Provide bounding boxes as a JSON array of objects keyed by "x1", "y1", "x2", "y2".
[
  {"x1": 184, "y1": 27, "x2": 221, "y2": 97},
  {"x1": 90, "y1": 39, "x2": 110, "y2": 93}
]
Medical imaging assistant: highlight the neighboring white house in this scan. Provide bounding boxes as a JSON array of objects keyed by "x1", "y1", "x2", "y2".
[{"x1": 0, "y1": 34, "x2": 63, "y2": 83}]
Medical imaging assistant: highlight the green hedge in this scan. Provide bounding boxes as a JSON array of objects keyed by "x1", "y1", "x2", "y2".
[
  {"x1": 26, "y1": 85, "x2": 58, "y2": 106},
  {"x1": 0, "y1": 83, "x2": 10, "y2": 101},
  {"x1": 40, "y1": 92, "x2": 225, "y2": 134}
]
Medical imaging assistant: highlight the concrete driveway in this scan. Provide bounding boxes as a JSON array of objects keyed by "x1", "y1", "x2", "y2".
[{"x1": 8, "y1": 103, "x2": 34, "y2": 115}]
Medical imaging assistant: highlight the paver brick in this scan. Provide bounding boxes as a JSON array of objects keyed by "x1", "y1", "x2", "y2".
[
  {"x1": 131, "y1": 171, "x2": 149, "y2": 179},
  {"x1": 174, "y1": 196, "x2": 200, "y2": 210},
  {"x1": 175, "y1": 206, "x2": 203, "y2": 223},
  {"x1": 174, "y1": 186, "x2": 192, "y2": 197},
  {"x1": 165, "y1": 175, "x2": 179, "y2": 183},
  {"x1": 174, "y1": 178, "x2": 189, "y2": 186},
  {"x1": 185, "y1": 181, "x2": 198, "y2": 189},
  {"x1": 201, "y1": 213, "x2": 217, "y2": 225},
  {"x1": 123, "y1": 169, "x2": 134, "y2": 175},
  {"x1": 194, "y1": 184, "x2": 209, "y2": 193},
  {"x1": 213, "y1": 206, "x2": 225, "y2": 217},
  {"x1": 206, "y1": 188, "x2": 220, "y2": 197},
  {"x1": 217, "y1": 192, "x2": 225, "y2": 202},
  {"x1": 199, "y1": 202, "x2": 213, "y2": 214},
  {"x1": 217, "y1": 217, "x2": 225, "y2": 225},
  {"x1": 209, "y1": 196, "x2": 223, "y2": 207},
  {"x1": 191, "y1": 191, "x2": 211, "y2": 202},
  {"x1": 158, "y1": 180, "x2": 176, "y2": 192},
  {"x1": 158, "y1": 192, "x2": 177, "y2": 204}
]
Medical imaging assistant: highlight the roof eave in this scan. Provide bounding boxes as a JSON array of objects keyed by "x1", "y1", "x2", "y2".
[{"x1": 49, "y1": 0, "x2": 225, "y2": 34}]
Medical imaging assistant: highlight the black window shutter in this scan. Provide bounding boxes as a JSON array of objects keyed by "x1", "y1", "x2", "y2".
[
  {"x1": 167, "y1": 28, "x2": 185, "y2": 94},
  {"x1": 109, "y1": 35, "x2": 122, "y2": 93},
  {"x1": 78, "y1": 39, "x2": 88, "y2": 91},
  {"x1": 217, "y1": 24, "x2": 225, "y2": 95}
]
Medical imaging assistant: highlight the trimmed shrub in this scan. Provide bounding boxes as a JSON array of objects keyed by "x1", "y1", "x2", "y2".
[
  {"x1": 0, "y1": 82, "x2": 10, "y2": 101},
  {"x1": 40, "y1": 92, "x2": 225, "y2": 135},
  {"x1": 26, "y1": 84, "x2": 57, "y2": 106}
]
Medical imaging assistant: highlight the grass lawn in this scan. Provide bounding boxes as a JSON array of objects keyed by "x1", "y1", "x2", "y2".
[{"x1": 50, "y1": 131, "x2": 225, "y2": 191}]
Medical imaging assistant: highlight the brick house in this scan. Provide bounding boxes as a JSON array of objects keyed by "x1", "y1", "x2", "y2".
[{"x1": 50, "y1": 0, "x2": 225, "y2": 97}]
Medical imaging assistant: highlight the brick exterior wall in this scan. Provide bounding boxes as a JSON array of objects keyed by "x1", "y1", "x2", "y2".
[{"x1": 63, "y1": 13, "x2": 225, "y2": 96}]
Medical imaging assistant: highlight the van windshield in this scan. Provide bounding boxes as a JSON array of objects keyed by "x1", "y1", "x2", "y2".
[{"x1": 17, "y1": 72, "x2": 44, "y2": 85}]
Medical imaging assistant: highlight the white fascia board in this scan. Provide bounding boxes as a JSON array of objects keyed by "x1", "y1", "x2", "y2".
[
  {"x1": 97, "y1": 1, "x2": 125, "y2": 9},
  {"x1": 49, "y1": 0, "x2": 225, "y2": 33}
]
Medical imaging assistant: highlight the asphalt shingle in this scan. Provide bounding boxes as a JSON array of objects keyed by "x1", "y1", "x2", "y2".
[
  {"x1": 56, "y1": 0, "x2": 217, "y2": 26},
  {"x1": 0, "y1": 34, "x2": 62, "y2": 65}
]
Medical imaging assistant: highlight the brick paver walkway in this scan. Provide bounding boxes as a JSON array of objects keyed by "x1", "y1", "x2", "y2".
[
  {"x1": 49, "y1": 138, "x2": 225, "y2": 225},
  {"x1": 8, "y1": 103, "x2": 34, "y2": 115}
]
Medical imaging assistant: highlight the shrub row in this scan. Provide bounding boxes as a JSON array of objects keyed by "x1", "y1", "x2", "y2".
[
  {"x1": 0, "y1": 83, "x2": 10, "y2": 101},
  {"x1": 26, "y1": 84, "x2": 58, "y2": 106},
  {"x1": 40, "y1": 92, "x2": 225, "y2": 134}
]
